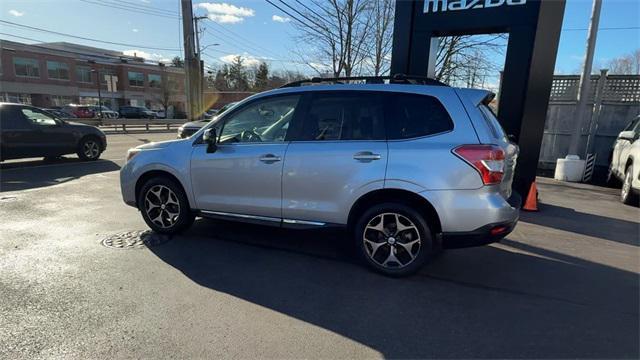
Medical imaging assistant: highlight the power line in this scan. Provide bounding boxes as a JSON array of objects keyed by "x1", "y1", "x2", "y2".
[
  {"x1": 563, "y1": 26, "x2": 640, "y2": 31},
  {"x1": 0, "y1": 19, "x2": 181, "y2": 51},
  {"x1": 203, "y1": 20, "x2": 282, "y2": 59},
  {"x1": 264, "y1": 0, "x2": 326, "y2": 38},
  {"x1": 78, "y1": 0, "x2": 180, "y2": 19},
  {"x1": 277, "y1": 0, "x2": 329, "y2": 32},
  {"x1": 110, "y1": 0, "x2": 178, "y2": 16},
  {"x1": 0, "y1": 33, "x2": 171, "y2": 65}
]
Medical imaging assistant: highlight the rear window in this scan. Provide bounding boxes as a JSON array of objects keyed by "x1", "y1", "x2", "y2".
[
  {"x1": 478, "y1": 105, "x2": 507, "y2": 140},
  {"x1": 386, "y1": 93, "x2": 453, "y2": 139}
]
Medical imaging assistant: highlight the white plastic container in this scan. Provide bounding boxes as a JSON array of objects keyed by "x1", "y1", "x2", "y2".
[{"x1": 554, "y1": 155, "x2": 586, "y2": 182}]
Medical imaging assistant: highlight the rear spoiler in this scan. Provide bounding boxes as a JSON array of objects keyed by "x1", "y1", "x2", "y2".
[{"x1": 455, "y1": 88, "x2": 495, "y2": 107}]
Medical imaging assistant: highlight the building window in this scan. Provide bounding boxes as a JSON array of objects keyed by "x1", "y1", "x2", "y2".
[
  {"x1": 76, "y1": 66, "x2": 92, "y2": 83},
  {"x1": 148, "y1": 74, "x2": 161, "y2": 88},
  {"x1": 50, "y1": 95, "x2": 74, "y2": 107},
  {"x1": 128, "y1": 71, "x2": 144, "y2": 87},
  {"x1": 46, "y1": 61, "x2": 70, "y2": 80},
  {"x1": 13, "y1": 57, "x2": 40, "y2": 78},
  {"x1": 1, "y1": 92, "x2": 32, "y2": 104}
]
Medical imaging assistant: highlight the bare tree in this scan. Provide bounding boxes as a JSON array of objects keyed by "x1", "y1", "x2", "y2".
[
  {"x1": 293, "y1": 0, "x2": 373, "y2": 77},
  {"x1": 434, "y1": 34, "x2": 507, "y2": 88},
  {"x1": 153, "y1": 77, "x2": 178, "y2": 115},
  {"x1": 606, "y1": 49, "x2": 640, "y2": 74},
  {"x1": 367, "y1": 0, "x2": 394, "y2": 76}
]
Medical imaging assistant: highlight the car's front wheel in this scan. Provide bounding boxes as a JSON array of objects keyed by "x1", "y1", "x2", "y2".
[
  {"x1": 138, "y1": 177, "x2": 194, "y2": 234},
  {"x1": 621, "y1": 165, "x2": 638, "y2": 205},
  {"x1": 355, "y1": 203, "x2": 434, "y2": 277},
  {"x1": 77, "y1": 137, "x2": 101, "y2": 161}
]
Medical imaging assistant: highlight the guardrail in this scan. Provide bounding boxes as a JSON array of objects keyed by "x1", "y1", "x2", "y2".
[{"x1": 66, "y1": 118, "x2": 189, "y2": 132}]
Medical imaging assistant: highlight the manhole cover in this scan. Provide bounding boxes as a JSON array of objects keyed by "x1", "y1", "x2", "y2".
[{"x1": 101, "y1": 230, "x2": 172, "y2": 249}]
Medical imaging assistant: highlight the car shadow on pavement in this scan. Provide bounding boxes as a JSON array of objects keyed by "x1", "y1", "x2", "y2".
[
  {"x1": 149, "y1": 218, "x2": 639, "y2": 359},
  {"x1": 0, "y1": 158, "x2": 120, "y2": 192},
  {"x1": 520, "y1": 203, "x2": 640, "y2": 246}
]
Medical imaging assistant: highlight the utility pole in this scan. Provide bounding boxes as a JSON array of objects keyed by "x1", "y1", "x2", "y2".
[
  {"x1": 180, "y1": 0, "x2": 201, "y2": 120},
  {"x1": 568, "y1": 0, "x2": 602, "y2": 156},
  {"x1": 194, "y1": 15, "x2": 207, "y2": 115}
]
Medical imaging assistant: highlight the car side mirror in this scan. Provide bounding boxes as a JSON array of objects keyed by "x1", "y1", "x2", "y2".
[
  {"x1": 618, "y1": 130, "x2": 636, "y2": 141},
  {"x1": 203, "y1": 128, "x2": 217, "y2": 153}
]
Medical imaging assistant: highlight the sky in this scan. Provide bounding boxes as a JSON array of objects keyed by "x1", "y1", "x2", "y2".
[{"x1": 0, "y1": 0, "x2": 639, "y2": 76}]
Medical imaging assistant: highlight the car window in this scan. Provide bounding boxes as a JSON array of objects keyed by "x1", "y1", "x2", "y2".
[
  {"x1": 0, "y1": 107, "x2": 30, "y2": 130},
  {"x1": 20, "y1": 107, "x2": 58, "y2": 126},
  {"x1": 298, "y1": 92, "x2": 385, "y2": 141},
  {"x1": 219, "y1": 95, "x2": 300, "y2": 143},
  {"x1": 623, "y1": 118, "x2": 639, "y2": 131},
  {"x1": 632, "y1": 119, "x2": 640, "y2": 133},
  {"x1": 479, "y1": 104, "x2": 507, "y2": 141},
  {"x1": 387, "y1": 93, "x2": 453, "y2": 140}
]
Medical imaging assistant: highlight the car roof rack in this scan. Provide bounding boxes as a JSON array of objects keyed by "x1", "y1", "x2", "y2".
[{"x1": 280, "y1": 74, "x2": 448, "y2": 88}]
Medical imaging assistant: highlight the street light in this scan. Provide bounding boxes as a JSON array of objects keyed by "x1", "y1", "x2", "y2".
[{"x1": 88, "y1": 62, "x2": 103, "y2": 119}]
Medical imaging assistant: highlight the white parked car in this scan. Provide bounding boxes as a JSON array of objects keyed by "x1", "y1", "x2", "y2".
[{"x1": 608, "y1": 116, "x2": 640, "y2": 205}]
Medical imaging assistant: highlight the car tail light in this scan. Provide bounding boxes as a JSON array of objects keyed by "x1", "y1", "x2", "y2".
[{"x1": 453, "y1": 145, "x2": 505, "y2": 185}]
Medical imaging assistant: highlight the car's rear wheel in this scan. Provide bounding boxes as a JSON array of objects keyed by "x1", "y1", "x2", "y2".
[
  {"x1": 77, "y1": 137, "x2": 101, "y2": 161},
  {"x1": 621, "y1": 165, "x2": 638, "y2": 205},
  {"x1": 138, "y1": 177, "x2": 194, "y2": 234},
  {"x1": 355, "y1": 203, "x2": 434, "y2": 277}
]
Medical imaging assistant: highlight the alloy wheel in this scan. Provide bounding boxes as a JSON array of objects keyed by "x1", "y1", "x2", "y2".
[
  {"x1": 362, "y1": 212, "x2": 421, "y2": 269},
  {"x1": 83, "y1": 140, "x2": 100, "y2": 159},
  {"x1": 144, "y1": 185, "x2": 181, "y2": 229}
]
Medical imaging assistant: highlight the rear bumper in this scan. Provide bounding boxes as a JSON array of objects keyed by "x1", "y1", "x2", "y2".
[{"x1": 441, "y1": 192, "x2": 521, "y2": 249}]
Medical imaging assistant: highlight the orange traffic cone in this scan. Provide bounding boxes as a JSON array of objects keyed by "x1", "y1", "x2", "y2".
[{"x1": 522, "y1": 181, "x2": 538, "y2": 211}]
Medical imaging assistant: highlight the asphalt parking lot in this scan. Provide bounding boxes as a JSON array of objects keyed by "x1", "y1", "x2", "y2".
[{"x1": 1, "y1": 132, "x2": 639, "y2": 359}]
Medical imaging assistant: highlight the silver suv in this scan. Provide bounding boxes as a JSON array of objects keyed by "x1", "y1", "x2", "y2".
[{"x1": 120, "y1": 77, "x2": 520, "y2": 276}]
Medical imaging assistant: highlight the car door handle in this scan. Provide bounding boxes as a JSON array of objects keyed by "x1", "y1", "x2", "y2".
[
  {"x1": 259, "y1": 154, "x2": 282, "y2": 163},
  {"x1": 353, "y1": 152, "x2": 381, "y2": 161}
]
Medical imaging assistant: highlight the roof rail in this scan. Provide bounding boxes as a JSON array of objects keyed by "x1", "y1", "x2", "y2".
[{"x1": 279, "y1": 74, "x2": 448, "y2": 88}]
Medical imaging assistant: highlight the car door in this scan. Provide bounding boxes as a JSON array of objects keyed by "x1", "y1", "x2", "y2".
[
  {"x1": 190, "y1": 93, "x2": 302, "y2": 220},
  {"x1": 282, "y1": 91, "x2": 388, "y2": 225},
  {"x1": 18, "y1": 106, "x2": 75, "y2": 157},
  {"x1": 0, "y1": 105, "x2": 33, "y2": 160}
]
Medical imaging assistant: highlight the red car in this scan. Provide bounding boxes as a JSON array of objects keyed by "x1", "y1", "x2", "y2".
[{"x1": 62, "y1": 105, "x2": 95, "y2": 118}]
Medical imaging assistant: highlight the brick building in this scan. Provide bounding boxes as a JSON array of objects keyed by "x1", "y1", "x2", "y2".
[{"x1": 0, "y1": 40, "x2": 186, "y2": 114}]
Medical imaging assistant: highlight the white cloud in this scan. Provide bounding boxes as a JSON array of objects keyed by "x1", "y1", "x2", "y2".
[
  {"x1": 123, "y1": 49, "x2": 172, "y2": 63},
  {"x1": 140, "y1": 0, "x2": 150, "y2": 3},
  {"x1": 208, "y1": 14, "x2": 244, "y2": 24},
  {"x1": 220, "y1": 53, "x2": 263, "y2": 67},
  {"x1": 272, "y1": 15, "x2": 290, "y2": 23},
  {"x1": 196, "y1": 2, "x2": 254, "y2": 24},
  {"x1": 132, "y1": 28, "x2": 139, "y2": 32},
  {"x1": 9, "y1": 9, "x2": 24, "y2": 17}
]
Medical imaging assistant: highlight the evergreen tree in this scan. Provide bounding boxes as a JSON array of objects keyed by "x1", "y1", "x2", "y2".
[
  {"x1": 253, "y1": 62, "x2": 269, "y2": 92},
  {"x1": 228, "y1": 56, "x2": 249, "y2": 91}
]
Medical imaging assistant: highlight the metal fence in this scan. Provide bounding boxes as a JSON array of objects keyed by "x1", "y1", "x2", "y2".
[
  {"x1": 70, "y1": 118, "x2": 189, "y2": 132},
  {"x1": 539, "y1": 71, "x2": 640, "y2": 171}
]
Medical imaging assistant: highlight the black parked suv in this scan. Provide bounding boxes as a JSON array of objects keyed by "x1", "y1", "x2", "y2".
[
  {"x1": 0, "y1": 103, "x2": 107, "y2": 161},
  {"x1": 119, "y1": 106, "x2": 157, "y2": 119}
]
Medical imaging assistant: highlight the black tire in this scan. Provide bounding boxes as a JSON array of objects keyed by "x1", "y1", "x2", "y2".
[
  {"x1": 355, "y1": 203, "x2": 435, "y2": 277},
  {"x1": 137, "y1": 177, "x2": 195, "y2": 234},
  {"x1": 77, "y1": 136, "x2": 102, "y2": 161},
  {"x1": 606, "y1": 166, "x2": 621, "y2": 188},
  {"x1": 621, "y1": 165, "x2": 639, "y2": 206}
]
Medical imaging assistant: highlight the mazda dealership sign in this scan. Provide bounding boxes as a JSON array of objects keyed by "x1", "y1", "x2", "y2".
[
  {"x1": 424, "y1": 0, "x2": 527, "y2": 13},
  {"x1": 391, "y1": 0, "x2": 565, "y2": 201}
]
